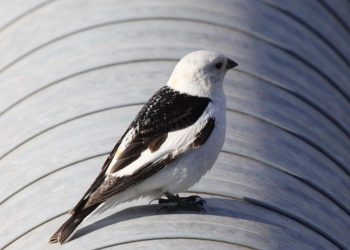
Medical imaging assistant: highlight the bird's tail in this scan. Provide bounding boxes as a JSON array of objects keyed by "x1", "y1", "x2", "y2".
[{"x1": 49, "y1": 204, "x2": 100, "y2": 244}]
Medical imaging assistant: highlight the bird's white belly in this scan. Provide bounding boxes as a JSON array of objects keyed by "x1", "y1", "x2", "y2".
[
  {"x1": 125, "y1": 109, "x2": 225, "y2": 197},
  {"x1": 96, "y1": 122, "x2": 225, "y2": 214},
  {"x1": 96, "y1": 102, "x2": 226, "y2": 214},
  {"x1": 160, "y1": 119, "x2": 226, "y2": 193}
]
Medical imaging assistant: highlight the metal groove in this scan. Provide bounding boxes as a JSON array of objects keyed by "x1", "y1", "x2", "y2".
[
  {"x1": 0, "y1": 100, "x2": 349, "y2": 215},
  {"x1": 0, "y1": 152, "x2": 109, "y2": 206},
  {"x1": 242, "y1": 198, "x2": 344, "y2": 249},
  {"x1": 277, "y1": 42, "x2": 350, "y2": 103},
  {"x1": 1, "y1": 2, "x2": 348, "y2": 249},
  {"x1": 2, "y1": 143, "x2": 348, "y2": 225},
  {"x1": 0, "y1": 192, "x2": 247, "y2": 249},
  {"x1": 0, "y1": 211, "x2": 68, "y2": 250},
  {"x1": 0, "y1": 102, "x2": 145, "y2": 160},
  {"x1": 2, "y1": 99, "x2": 348, "y2": 201},
  {"x1": 221, "y1": 149, "x2": 350, "y2": 218},
  {"x1": 0, "y1": 57, "x2": 349, "y2": 147},
  {"x1": 194, "y1": 179, "x2": 346, "y2": 249},
  {"x1": 235, "y1": 69, "x2": 350, "y2": 139},
  {"x1": 257, "y1": 0, "x2": 350, "y2": 69},
  {"x1": 1, "y1": 201, "x2": 253, "y2": 250},
  {"x1": 228, "y1": 106, "x2": 350, "y2": 178},
  {"x1": 228, "y1": 107, "x2": 350, "y2": 212},
  {"x1": 0, "y1": 0, "x2": 59, "y2": 33},
  {"x1": 94, "y1": 238, "x2": 257, "y2": 250},
  {"x1": 1, "y1": 136, "x2": 348, "y2": 245},
  {"x1": 3, "y1": 83, "x2": 349, "y2": 179},
  {"x1": 0, "y1": 58, "x2": 177, "y2": 117},
  {"x1": 0, "y1": 151, "x2": 241, "y2": 207},
  {"x1": 0, "y1": 17, "x2": 349, "y2": 103},
  {"x1": 0, "y1": 17, "x2": 200, "y2": 75},
  {"x1": 1, "y1": 191, "x2": 340, "y2": 250},
  {"x1": 192, "y1": 191, "x2": 343, "y2": 249},
  {"x1": 318, "y1": 0, "x2": 350, "y2": 34}
]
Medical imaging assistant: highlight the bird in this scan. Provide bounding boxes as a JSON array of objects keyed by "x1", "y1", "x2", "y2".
[{"x1": 49, "y1": 50, "x2": 238, "y2": 244}]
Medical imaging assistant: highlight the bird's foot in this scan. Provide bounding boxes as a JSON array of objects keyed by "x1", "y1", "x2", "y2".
[{"x1": 157, "y1": 193, "x2": 206, "y2": 213}]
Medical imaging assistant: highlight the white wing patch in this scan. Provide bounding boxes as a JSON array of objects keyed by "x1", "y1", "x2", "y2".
[
  {"x1": 107, "y1": 106, "x2": 213, "y2": 178},
  {"x1": 107, "y1": 127, "x2": 137, "y2": 172}
]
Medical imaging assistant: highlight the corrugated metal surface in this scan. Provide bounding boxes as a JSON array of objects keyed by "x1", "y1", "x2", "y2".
[{"x1": 0, "y1": 0, "x2": 349, "y2": 249}]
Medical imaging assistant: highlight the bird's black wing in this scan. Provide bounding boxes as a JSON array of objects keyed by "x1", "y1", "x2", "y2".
[{"x1": 71, "y1": 86, "x2": 212, "y2": 212}]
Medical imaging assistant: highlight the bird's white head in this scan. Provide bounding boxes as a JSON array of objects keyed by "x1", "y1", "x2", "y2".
[{"x1": 167, "y1": 50, "x2": 238, "y2": 99}]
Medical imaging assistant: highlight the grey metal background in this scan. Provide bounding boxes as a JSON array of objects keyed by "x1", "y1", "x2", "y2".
[{"x1": 0, "y1": 0, "x2": 349, "y2": 249}]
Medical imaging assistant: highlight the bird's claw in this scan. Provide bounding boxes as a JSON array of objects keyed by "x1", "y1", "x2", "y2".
[{"x1": 156, "y1": 193, "x2": 206, "y2": 213}]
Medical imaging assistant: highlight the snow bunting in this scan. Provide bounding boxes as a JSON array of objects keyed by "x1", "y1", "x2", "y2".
[{"x1": 49, "y1": 50, "x2": 238, "y2": 244}]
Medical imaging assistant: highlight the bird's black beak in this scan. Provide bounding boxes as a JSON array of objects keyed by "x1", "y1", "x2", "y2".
[{"x1": 226, "y1": 58, "x2": 238, "y2": 70}]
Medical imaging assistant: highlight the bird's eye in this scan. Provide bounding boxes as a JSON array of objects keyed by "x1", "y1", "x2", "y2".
[{"x1": 215, "y1": 62, "x2": 223, "y2": 69}]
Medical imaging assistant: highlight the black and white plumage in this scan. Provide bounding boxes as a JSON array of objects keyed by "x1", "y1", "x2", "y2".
[{"x1": 49, "y1": 50, "x2": 238, "y2": 244}]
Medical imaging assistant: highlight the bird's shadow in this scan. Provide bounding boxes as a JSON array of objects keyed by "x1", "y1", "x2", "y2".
[{"x1": 71, "y1": 197, "x2": 280, "y2": 241}]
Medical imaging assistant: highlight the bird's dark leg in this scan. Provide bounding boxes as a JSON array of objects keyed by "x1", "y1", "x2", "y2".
[{"x1": 157, "y1": 193, "x2": 206, "y2": 213}]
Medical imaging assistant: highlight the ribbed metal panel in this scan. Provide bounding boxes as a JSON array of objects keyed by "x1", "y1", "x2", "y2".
[{"x1": 0, "y1": 0, "x2": 349, "y2": 249}]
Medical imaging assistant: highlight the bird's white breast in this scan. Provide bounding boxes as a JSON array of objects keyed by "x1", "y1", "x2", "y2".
[
  {"x1": 96, "y1": 93, "x2": 226, "y2": 214},
  {"x1": 134, "y1": 92, "x2": 227, "y2": 195},
  {"x1": 164, "y1": 96, "x2": 226, "y2": 193}
]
